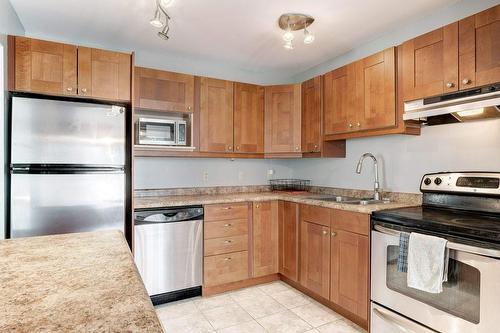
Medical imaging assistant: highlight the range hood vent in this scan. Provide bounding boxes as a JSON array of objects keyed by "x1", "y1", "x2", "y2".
[{"x1": 403, "y1": 83, "x2": 500, "y2": 126}]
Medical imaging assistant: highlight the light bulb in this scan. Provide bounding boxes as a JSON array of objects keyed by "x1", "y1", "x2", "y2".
[
  {"x1": 282, "y1": 29, "x2": 294, "y2": 42},
  {"x1": 303, "y1": 28, "x2": 315, "y2": 44},
  {"x1": 283, "y1": 40, "x2": 294, "y2": 50},
  {"x1": 150, "y1": 8, "x2": 164, "y2": 28}
]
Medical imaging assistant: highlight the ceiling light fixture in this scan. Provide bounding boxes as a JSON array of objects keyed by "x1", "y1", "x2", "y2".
[
  {"x1": 150, "y1": 0, "x2": 171, "y2": 40},
  {"x1": 278, "y1": 13, "x2": 315, "y2": 50}
]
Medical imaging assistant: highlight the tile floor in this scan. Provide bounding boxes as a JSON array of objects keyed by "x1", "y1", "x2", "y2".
[{"x1": 155, "y1": 281, "x2": 367, "y2": 333}]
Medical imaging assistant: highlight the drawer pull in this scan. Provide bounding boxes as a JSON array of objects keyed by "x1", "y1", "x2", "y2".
[
  {"x1": 224, "y1": 240, "x2": 232, "y2": 244},
  {"x1": 222, "y1": 207, "x2": 232, "y2": 210},
  {"x1": 224, "y1": 223, "x2": 232, "y2": 227},
  {"x1": 224, "y1": 257, "x2": 232, "y2": 261},
  {"x1": 331, "y1": 231, "x2": 337, "y2": 237},
  {"x1": 322, "y1": 230, "x2": 328, "y2": 236}
]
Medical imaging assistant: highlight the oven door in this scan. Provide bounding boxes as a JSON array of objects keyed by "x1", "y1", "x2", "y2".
[
  {"x1": 138, "y1": 118, "x2": 177, "y2": 145},
  {"x1": 371, "y1": 227, "x2": 500, "y2": 333}
]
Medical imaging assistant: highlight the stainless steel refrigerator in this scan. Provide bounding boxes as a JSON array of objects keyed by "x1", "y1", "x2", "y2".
[{"x1": 9, "y1": 96, "x2": 127, "y2": 238}]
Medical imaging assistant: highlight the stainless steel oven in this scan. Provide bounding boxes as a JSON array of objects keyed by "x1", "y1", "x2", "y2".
[{"x1": 137, "y1": 117, "x2": 187, "y2": 146}]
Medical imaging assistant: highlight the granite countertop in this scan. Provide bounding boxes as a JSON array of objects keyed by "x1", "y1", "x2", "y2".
[
  {"x1": 0, "y1": 231, "x2": 163, "y2": 333},
  {"x1": 135, "y1": 190, "x2": 420, "y2": 214}
]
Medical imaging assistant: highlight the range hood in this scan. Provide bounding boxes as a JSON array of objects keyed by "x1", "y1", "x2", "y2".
[{"x1": 403, "y1": 83, "x2": 500, "y2": 126}]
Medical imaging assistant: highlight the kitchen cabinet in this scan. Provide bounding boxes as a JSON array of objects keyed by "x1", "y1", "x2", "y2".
[
  {"x1": 234, "y1": 83, "x2": 264, "y2": 153},
  {"x1": 252, "y1": 201, "x2": 278, "y2": 277},
  {"x1": 9, "y1": 36, "x2": 77, "y2": 96},
  {"x1": 199, "y1": 78, "x2": 234, "y2": 152},
  {"x1": 459, "y1": 5, "x2": 500, "y2": 89},
  {"x1": 278, "y1": 201, "x2": 299, "y2": 281},
  {"x1": 9, "y1": 36, "x2": 132, "y2": 102},
  {"x1": 134, "y1": 67, "x2": 194, "y2": 112},
  {"x1": 300, "y1": 205, "x2": 331, "y2": 299},
  {"x1": 301, "y1": 76, "x2": 322, "y2": 153},
  {"x1": 264, "y1": 84, "x2": 302, "y2": 154},
  {"x1": 330, "y1": 210, "x2": 369, "y2": 321},
  {"x1": 401, "y1": 23, "x2": 459, "y2": 101}
]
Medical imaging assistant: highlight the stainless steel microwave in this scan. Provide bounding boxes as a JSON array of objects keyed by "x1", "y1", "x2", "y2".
[{"x1": 137, "y1": 117, "x2": 187, "y2": 146}]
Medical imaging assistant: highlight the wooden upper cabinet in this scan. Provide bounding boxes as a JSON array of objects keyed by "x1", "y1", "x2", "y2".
[
  {"x1": 134, "y1": 67, "x2": 194, "y2": 112},
  {"x1": 77, "y1": 47, "x2": 131, "y2": 101},
  {"x1": 10, "y1": 36, "x2": 77, "y2": 96},
  {"x1": 323, "y1": 64, "x2": 356, "y2": 135},
  {"x1": 199, "y1": 78, "x2": 234, "y2": 152},
  {"x1": 459, "y1": 5, "x2": 500, "y2": 89},
  {"x1": 252, "y1": 201, "x2": 278, "y2": 277},
  {"x1": 234, "y1": 83, "x2": 264, "y2": 153},
  {"x1": 401, "y1": 23, "x2": 459, "y2": 101},
  {"x1": 301, "y1": 76, "x2": 322, "y2": 153},
  {"x1": 355, "y1": 47, "x2": 396, "y2": 131},
  {"x1": 264, "y1": 84, "x2": 301, "y2": 154},
  {"x1": 278, "y1": 201, "x2": 299, "y2": 282}
]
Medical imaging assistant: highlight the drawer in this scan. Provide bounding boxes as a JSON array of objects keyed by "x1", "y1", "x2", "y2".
[
  {"x1": 204, "y1": 219, "x2": 248, "y2": 239},
  {"x1": 204, "y1": 251, "x2": 249, "y2": 287},
  {"x1": 301, "y1": 204, "x2": 331, "y2": 227},
  {"x1": 204, "y1": 203, "x2": 248, "y2": 222},
  {"x1": 204, "y1": 235, "x2": 248, "y2": 256},
  {"x1": 331, "y1": 209, "x2": 370, "y2": 235}
]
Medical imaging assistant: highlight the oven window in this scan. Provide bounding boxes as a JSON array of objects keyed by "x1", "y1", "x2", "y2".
[{"x1": 386, "y1": 245, "x2": 480, "y2": 324}]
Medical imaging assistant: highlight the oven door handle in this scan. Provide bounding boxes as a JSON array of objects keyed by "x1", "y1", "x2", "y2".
[
  {"x1": 374, "y1": 224, "x2": 500, "y2": 259},
  {"x1": 373, "y1": 307, "x2": 431, "y2": 333}
]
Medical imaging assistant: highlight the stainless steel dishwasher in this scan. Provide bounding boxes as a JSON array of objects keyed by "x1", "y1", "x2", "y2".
[{"x1": 134, "y1": 206, "x2": 203, "y2": 305}]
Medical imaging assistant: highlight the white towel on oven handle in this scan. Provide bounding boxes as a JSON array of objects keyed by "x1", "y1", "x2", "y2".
[{"x1": 407, "y1": 232, "x2": 449, "y2": 293}]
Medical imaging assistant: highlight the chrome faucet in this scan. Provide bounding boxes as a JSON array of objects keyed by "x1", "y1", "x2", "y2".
[{"x1": 356, "y1": 153, "x2": 381, "y2": 201}]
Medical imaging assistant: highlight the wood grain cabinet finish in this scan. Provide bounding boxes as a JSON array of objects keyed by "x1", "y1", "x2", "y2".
[
  {"x1": 401, "y1": 23, "x2": 459, "y2": 101},
  {"x1": 264, "y1": 84, "x2": 302, "y2": 154},
  {"x1": 301, "y1": 76, "x2": 322, "y2": 153},
  {"x1": 200, "y1": 78, "x2": 234, "y2": 152},
  {"x1": 234, "y1": 83, "x2": 264, "y2": 153},
  {"x1": 134, "y1": 67, "x2": 194, "y2": 112},
  {"x1": 459, "y1": 5, "x2": 500, "y2": 89},
  {"x1": 10, "y1": 36, "x2": 77, "y2": 96},
  {"x1": 204, "y1": 251, "x2": 249, "y2": 287},
  {"x1": 278, "y1": 201, "x2": 299, "y2": 281},
  {"x1": 252, "y1": 201, "x2": 278, "y2": 277},
  {"x1": 330, "y1": 210, "x2": 369, "y2": 321}
]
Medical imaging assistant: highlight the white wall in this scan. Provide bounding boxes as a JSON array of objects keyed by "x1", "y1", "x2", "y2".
[
  {"x1": 134, "y1": 158, "x2": 293, "y2": 189},
  {"x1": 288, "y1": 120, "x2": 500, "y2": 194}
]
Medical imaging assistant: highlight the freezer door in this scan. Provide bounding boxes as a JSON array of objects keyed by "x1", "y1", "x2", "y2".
[
  {"x1": 10, "y1": 173, "x2": 125, "y2": 238},
  {"x1": 11, "y1": 97, "x2": 125, "y2": 165}
]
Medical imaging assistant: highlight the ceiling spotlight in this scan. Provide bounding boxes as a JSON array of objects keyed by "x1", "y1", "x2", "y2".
[
  {"x1": 150, "y1": 8, "x2": 164, "y2": 28},
  {"x1": 149, "y1": 0, "x2": 172, "y2": 40},
  {"x1": 282, "y1": 28, "x2": 294, "y2": 42},
  {"x1": 283, "y1": 40, "x2": 294, "y2": 50},
  {"x1": 158, "y1": 25, "x2": 170, "y2": 40},
  {"x1": 303, "y1": 28, "x2": 315, "y2": 44}
]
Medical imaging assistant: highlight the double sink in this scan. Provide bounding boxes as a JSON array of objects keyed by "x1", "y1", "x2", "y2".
[{"x1": 303, "y1": 194, "x2": 390, "y2": 205}]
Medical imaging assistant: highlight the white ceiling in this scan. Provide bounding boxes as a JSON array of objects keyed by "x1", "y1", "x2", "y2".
[{"x1": 10, "y1": 0, "x2": 460, "y2": 83}]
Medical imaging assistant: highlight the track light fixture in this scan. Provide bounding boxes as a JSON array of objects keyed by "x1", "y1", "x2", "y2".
[
  {"x1": 150, "y1": 0, "x2": 171, "y2": 40},
  {"x1": 278, "y1": 13, "x2": 315, "y2": 50}
]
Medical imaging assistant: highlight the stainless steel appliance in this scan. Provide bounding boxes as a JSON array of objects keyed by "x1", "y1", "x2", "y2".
[
  {"x1": 403, "y1": 83, "x2": 500, "y2": 125},
  {"x1": 9, "y1": 96, "x2": 126, "y2": 238},
  {"x1": 137, "y1": 117, "x2": 187, "y2": 146},
  {"x1": 371, "y1": 172, "x2": 500, "y2": 333},
  {"x1": 134, "y1": 206, "x2": 203, "y2": 305}
]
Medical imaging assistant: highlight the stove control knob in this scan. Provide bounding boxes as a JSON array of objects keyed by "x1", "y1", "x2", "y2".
[
  {"x1": 424, "y1": 178, "x2": 432, "y2": 185},
  {"x1": 434, "y1": 177, "x2": 442, "y2": 185}
]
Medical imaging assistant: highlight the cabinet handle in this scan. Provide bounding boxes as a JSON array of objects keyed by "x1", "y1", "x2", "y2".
[
  {"x1": 331, "y1": 231, "x2": 337, "y2": 237},
  {"x1": 223, "y1": 223, "x2": 232, "y2": 227},
  {"x1": 80, "y1": 88, "x2": 87, "y2": 94},
  {"x1": 322, "y1": 230, "x2": 328, "y2": 236},
  {"x1": 66, "y1": 87, "x2": 73, "y2": 92},
  {"x1": 446, "y1": 82, "x2": 455, "y2": 88},
  {"x1": 357, "y1": 122, "x2": 361, "y2": 127},
  {"x1": 227, "y1": 145, "x2": 233, "y2": 151},
  {"x1": 256, "y1": 204, "x2": 260, "y2": 208},
  {"x1": 187, "y1": 106, "x2": 192, "y2": 111},
  {"x1": 224, "y1": 240, "x2": 232, "y2": 244},
  {"x1": 224, "y1": 257, "x2": 232, "y2": 261},
  {"x1": 222, "y1": 207, "x2": 232, "y2": 210},
  {"x1": 348, "y1": 123, "x2": 353, "y2": 128},
  {"x1": 295, "y1": 146, "x2": 299, "y2": 151},
  {"x1": 462, "y1": 79, "x2": 471, "y2": 85},
  {"x1": 235, "y1": 145, "x2": 240, "y2": 151}
]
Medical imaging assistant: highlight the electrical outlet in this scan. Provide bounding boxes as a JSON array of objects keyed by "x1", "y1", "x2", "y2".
[
  {"x1": 267, "y1": 169, "x2": 275, "y2": 178},
  {"x1": 202, "y1": 171, "x2": 209, "y2": 184}
]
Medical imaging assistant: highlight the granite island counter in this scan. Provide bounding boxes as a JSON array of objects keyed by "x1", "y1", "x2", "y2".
[{"x1": 0, "y1": 230, "x2": 163, "y2": 332}]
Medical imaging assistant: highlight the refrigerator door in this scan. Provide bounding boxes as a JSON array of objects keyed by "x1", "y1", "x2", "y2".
[
  {"x1": 10, "y1": 172, "x2": 125, "y2": 238},
  {"x1": 11, "y1": 97, "x2": 125, "y2": 165}
]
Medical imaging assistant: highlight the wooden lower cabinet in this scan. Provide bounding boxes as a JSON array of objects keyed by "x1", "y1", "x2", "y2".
[
  {"x1": 278, "y1": 201, "x2": 299, "y2": 281},
  {"x1": 252, "y1": 201, "x2": 279, "y2": 277},
  {"x1": 204, "y1": 251, "x2": 249, "y2": 287}
]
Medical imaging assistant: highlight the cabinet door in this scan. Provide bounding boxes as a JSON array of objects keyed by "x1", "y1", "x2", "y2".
[
  {"x1": 401, "y1": 23, "x2": 458, "y2": 101},
  {"x1": 199, "y1": 78, "x2": 234, "y2": 152},
  {"x1": 300, "y1": 221, "x2": 330, "y2": 299},
  {"x1": 278, "y1": 201, "x2": 299, "y2": 281},
  {"x1": 78, "y1": 47, "x2": 131, "y2": 101},
  {"x1": 234, "y1": 83, "x2": 264, "y2": 153},
  {"x1": 301, "y1": 76, "x2": 322, "y2": 153},
  {"x1": 459, "y1": 5, "x2": 500, "y2": 89},
  {"x1": 354, "y1": 47, "x2": 396, "y2": 131},
  {"x1": 134, "y1": 67, "x2": 194, "y2": 112},
  {"x1": 323, "y1": 65, "x2": 356, "y2": 135},
  {"x1": 264, "y1": 84, "x2": 301, "y2": 153},
  {"x1": 330, "y1": 230, "x2": 369, "y2": 321},
  {"x1": 12, "y1": 36, "x2": 77, "y2": 96},
  {"x1": 253, "y1": 201, "x2": 278, "y2": 277}
]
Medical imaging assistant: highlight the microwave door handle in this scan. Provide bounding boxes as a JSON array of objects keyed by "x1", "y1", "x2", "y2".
[
  {"x1": 374, "y1": 224, "x2": 500, "y2": 259},
  {"x1": 373, "y1": 307, "x2": 427, "y2": 333}
]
